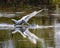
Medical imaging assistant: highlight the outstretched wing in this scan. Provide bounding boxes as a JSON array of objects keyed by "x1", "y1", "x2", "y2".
[
  {"x1": 29, "y1": 24, "x2": 53, "y2": 29},
  {"x1": 12, "y1": 29, "x2": 26, "y2": 38},
  {"x1": 23, "y1": 30, "x2": 45, "y2": 45},
  {"x1": 18, "y1": 9, "x2": 43, "y2": 22},
  {"x1": 23, "y1": 29, "x2": 39, "y2": 44}
]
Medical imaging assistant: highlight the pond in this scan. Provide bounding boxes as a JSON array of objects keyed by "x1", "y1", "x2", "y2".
[{"x1": 0, "y1": 6, "x2": 60, "y2": 48}]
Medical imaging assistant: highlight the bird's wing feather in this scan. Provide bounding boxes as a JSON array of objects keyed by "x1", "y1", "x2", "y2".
[
  {"x1": 23, "y1": 30, "x2": 39, "y2": 44},
  {"x1": 18, "y1": 9, "x2": 43, "y2": 22}
]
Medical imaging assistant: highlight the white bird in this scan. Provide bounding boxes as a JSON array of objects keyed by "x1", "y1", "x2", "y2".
[
  {"x1": 0, "y1": 9, "x2": 45, "y2": 44},
  {"x1": 11, "y1": 9, "x2": 43, "y2": 34},
  {"x1": 12, "y1": 9, "x2": 43, "y2": 24},
  {"x1": 11, "y1": 9, "x2": 44, "y2": 44}
]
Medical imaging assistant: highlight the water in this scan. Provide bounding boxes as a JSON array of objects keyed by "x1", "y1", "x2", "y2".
[
  {"x1": 29, "y1": 24, "x2": 53, "y2": 29},
  {"x1": 54, "y1": 4, "x2": 60, "y2": 48},
  {"x1": 0, "y1": 23, "x2": 15, "y2": 48},
  {"x1": 0, "y1": 9, "x2": 58, "y2": 48},
  {"x1": 2, "y1": 39, "x2": 15, "y2": 48},
  {"x1": 0, "y1": 23, "x2": 54, "y2": 48},
  {"x1": 1, "y1": 22, "x2": 60, "y2": 48},
  {"x1": 24, "y1": 30, "x2": 46, "y2": 48},
  {"x1": 46, "y1": 47, "x2": 54, "y2": 48},
  {"x1": 54, "y1": 23, "x2": 60, "y2": 48},
  {"x1": 0, "y1": 23, "x2": 14, "y2": 30},
  {"x1": 0, "y1": 12, "x2": 24, "y2": 18},
  {"x1": 0, "y1": 23, "x2": 46, "y2": 48}
]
